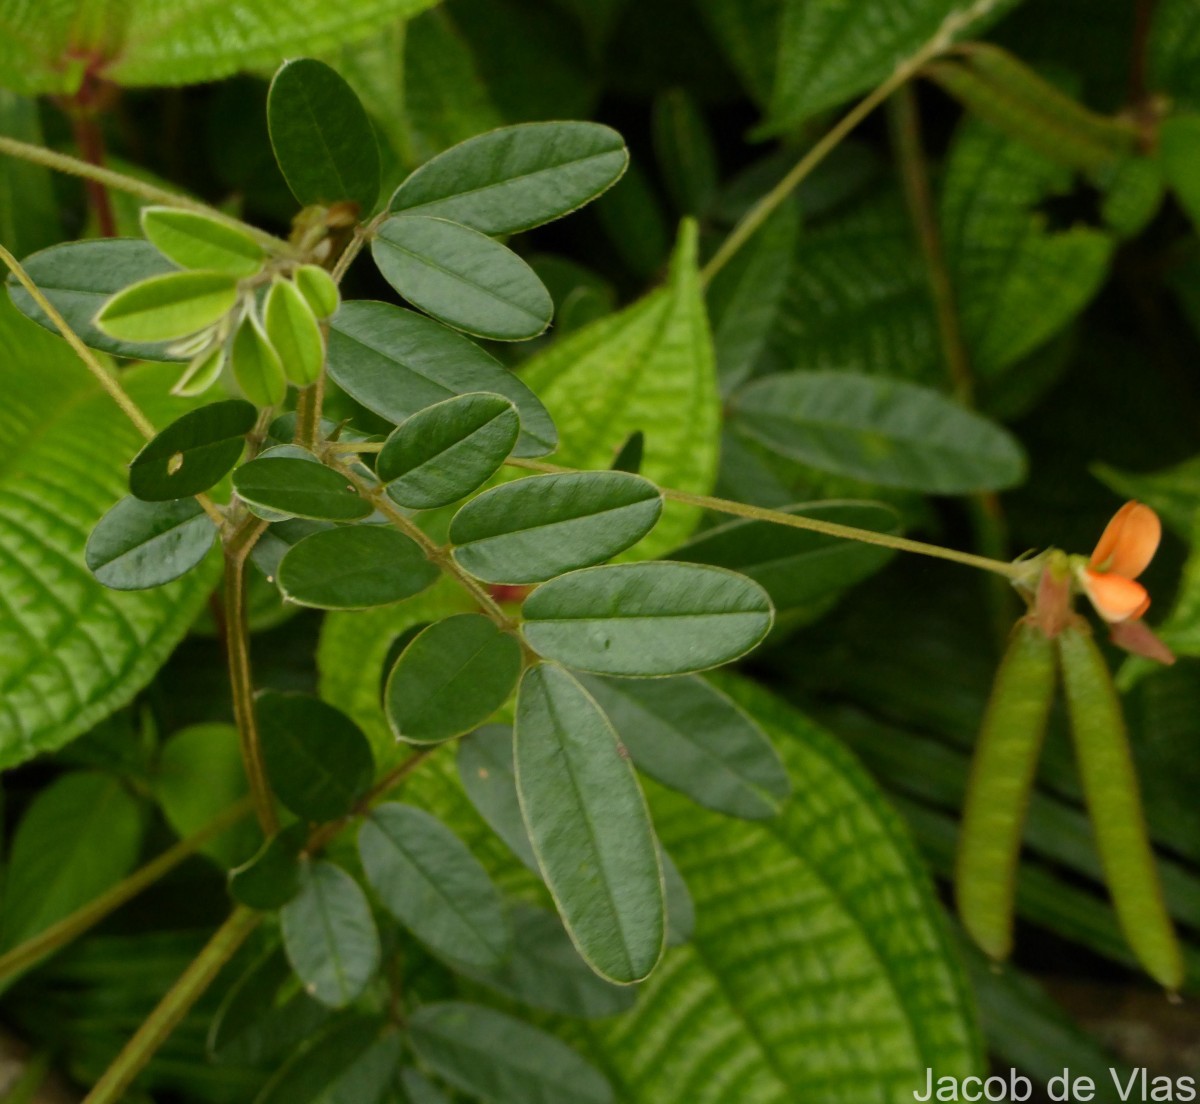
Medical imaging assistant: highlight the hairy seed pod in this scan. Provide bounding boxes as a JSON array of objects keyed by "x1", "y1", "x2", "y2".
[
  {"x1": 956, "y1": 619, "x2": 1057, "y2": 962},
  {"x1": 1058, "y1": 624, "x2": 1184, "y2": 991}
]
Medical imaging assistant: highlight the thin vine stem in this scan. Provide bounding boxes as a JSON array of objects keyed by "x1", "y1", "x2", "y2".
[
  {"x1": 223, "y1": 516, "x2": 277, "y2": 835},
  {"x1": 0, "y1": 134, "x2": 293, "y2": 254},
  {"x1": 700, "y1": 0, "x2": 1007, "y2": 285},
  {"x1": 80, "y1": 906, "x2": 261, "y2": 1104},
  {"x1": 0, "y1": 798, "x2": 253, "y2": 984},
  {"x1": 0, "y1": 244, "x2": 227, "y2": 527},
  {"x1": 505, "y1": 457, "x2": 1023, "y2": 580}
]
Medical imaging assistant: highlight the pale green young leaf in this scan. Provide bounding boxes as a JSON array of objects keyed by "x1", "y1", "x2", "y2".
[
  {"x1": 86, "y1": 497, "x2": 217, "y2": 590},
  {"x1": 95, "y1": 270, "x2": 239, "y2": 343},
  {"x1": 128, "y1": 398, "x2": 255, "y2": 501},
  {"x1": 518, "y1": 221, "x2": 718, "y2": 556},
  {"x1": 410, "y1": 1002, "x2": 613, "y2": 1104},
  {"x1": 231, "y1": 312, "x2": 287, "y2": 407},
  {"x1": 264, "y1": 279, "x2": 324, "y2": 386},
  {"x1": 379, "y1": 392, "x2": 519, "y2": 510},
  {"x1": 278, "y1": 526, "x2": 440, "y2": 610},
  {"x1": 385, "y1": 615, "x2": 522, "y2": 744},
  {"x1": 174, "y1": 344, "x2": 226, "y2": 397},
  {"x1": 267, "y1": 58, "x2": 381, "y2": 214},
  {"x1": 522, "y1": 563, "x2": 774, "y2": 677},
  {"x1": 0, "y1": 300, "x2": 219, "y2": 767},
  {"x1": 578, "y1": 674, "x2": 790, "y2": 820},
  {"x1": 371, "y1": 215, "x2": 553, "y2": 340},
  {"x1": 141, "y1": 207, "x2": 265, "y2": 276},
  {"x1": 515, "y1": 663, "x2": 665, "y2": 983},
  {"x1": 359, "y1": 802, "x2": 511, "y2": 968},
  {"x1": 7, "y1": 239, "x2": 184, "y2": 361},
  {"x1": 449, "y1": 471, "x2": 663, "y2": 584},
  {"x1": 233, "y1": 456, "x2": 372, "y2": 521},
  {"x1": 294, "y1": 264, "x2": 341, "y2": 320},
  {"x1": 733, "y1": 372, "x2": 1027, "y2": 493},
  {"x1": 281, "y1": 859, "x2": 380, "y2": 1008},
  {"x1": 389, "y1": 121, "x2": 628, "y2": 234},
  {"x1": 327, "y1": 301, "x2": 557, "y2": 457}
]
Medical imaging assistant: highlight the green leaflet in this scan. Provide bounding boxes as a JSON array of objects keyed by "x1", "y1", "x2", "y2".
[
  {"x1": 389, "y1": 121, "x2": 628, "y2": 234},
  {"x1": 940, "y1": 117, "x2": 1114, "y2": 381},
  {"x1": 358, "y1": 802, "x2": 511, "y2": 968},
  {"x1": 392, "y1": 675, "x2": 983, "y2": 1099},
  {"x1": 652, "y1": 89, "x2": 718, "y2": 217},
  {"x1": 0, "y1": 298, "x2": 219, "y2": 767},
  {"x1": 732, "y1": 372, "x2": 1027, "y2": 494},
  {"x1": 384, "y1": 614, "x2": 523, "y2": 744},
  {"x1": 294, "y1": 265, "x2": 341, "y2": 320},
  {"x1": 515, "y1": 663, "x2": 666, "y2": 984},
  {"x1": 0, "y1": 0, "x2": 445, "y2": 94},
  {"x1": 371, "y1": 215, "x2": 553, "y2": 341},
  {"x1": 8, "y1": 239, "x2": 183, "y2": 361},
  {"x1": 0, "y1": 772, "x2": 144, "y2": 953},
  {"x1": 141, "y1": 207, "x2": 265, "y2": 276},
  {"x1": 763, "y1": 0, "x2": 1018, "y2": 132},
  {"x1": 326, "y1": 301, "x2": 557, "y2": 458},
  {"x1": 264, "y1": 279, "x2": 325, "y2": 387},
  {"x1": 231, "y1": 312, "x2": 287, "y2": 407},
  {"x1": 457, "y1": 724, "x2": 539, "y2": 871},
  {"x1": 254, "y1": 1016, "x2": 398, "y2": 1104},
  {"x1": 518, "y1": 220, "x2": 719, "y2": 557},
  {"x1": 268, "y1": 58, "x2": 381, "y2": 213},
  {"x1": 229, "y1": 824, "x2": 306, "y2": 910},
  {"x1": 95, "y1": 270, "x2": 240, "y2": 343},
  {"x1": 128, "y1": 398, "x2": 256, "y2": 501},
  {"x1": 281, "y1": 859, "x2": 381, "y2": 1008},
  {"x1": 410, "y1": 1002, "x2": 613, "y2": 1104},
  {"x1": 233, "y1": 455, "x2": 373, "y2": 521},
  {"x1": 86, "y1": 497, "x2": 217, "y2": 590},
  {"x1": 521, "y1": 563, "x2": 774, "y2": 677},
  {"x1": 449, "y1": 471, "x2": 664, "y2": 584}
]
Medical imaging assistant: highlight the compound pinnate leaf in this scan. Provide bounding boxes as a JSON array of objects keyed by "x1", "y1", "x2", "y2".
[
  {"x1": 671, "y1": 500, "x2": 898, "y2": 618},
  {"x1": 0, "y1": 772, "x2": 144, "y2": 952},
  {"x1": 267, "y1": 58, "x2": 381, "y2": 214},
  {"x1": 410, "y1": 1002, "x2": 614, "y2": 1104},
  {"x1": 281, "y1": 858, "x2": 380, "y2": 1008},
  {"x1": 578, "y1": 673, "x2": 790, "y2": 820},
  {"x1": 277, "y1": 525, "x2": 439, "y2": 609},
  {"x1": 86, "y1": 496, "x2": 216, "y2": 590},
  {"x1": 95, "y1": 270, "x2": 240, "y2": 343},
  {"x1": 140, "y1": 207, "x2": 265, "y2": 276},
  {"x1": 522, "y1": 563, "x2": 774, "y2": 677},
  {"x1": 385, "y1": 614, "x2": 522, "y2": 744},
  {"x1": 0, "y1": 302, "x2": 219, "y2": 767},
  {"x1": 7, "y1": 239, "x2": 184, "y2": 360},
  {"x1": 516, "y1": 663, "x2": 665, "y2": 983},
  {"x1": 371, "y1": 215, "x2": 553, "y2": 341},
  {"x1": 233, "y1": 456, "x2": 372, "y2": 521},
  {"x1": 264, "y1": 278, "x2": 324, "y2": 386},
  {"x1": 327, "y1": 301, "x2": 556, "y2": 457},
  {"x1": 256, "y1": 691, "x2": 375, "y2": 822},
  {"x1": 358, "y1": 802, "x2": 511, "y2": 968},
  {"x1": 379, "y1": 392, "x2": 519, "y2": 510},
  {"x1": 449, "y1": 471, "x2": 663, "y2": 585},
  {"x1": 733, "y1": 372, "x2": 1027, "y2": 494},
  {"x1": 389, "y1": 121, "x2": 628, "y2": 234},
  {"x1": 231, "y1": 312, "x2": 287, "y2": 407},
  {"x1": 128, "y1": 398, "x2": 255, "y2": 501},
  {"x1": 519, "y1": 220, "x2": 717, "y2": 556}
]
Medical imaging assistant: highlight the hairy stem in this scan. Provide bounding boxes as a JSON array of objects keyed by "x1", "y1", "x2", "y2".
[
  {"x1": 505, "y1": 457, "x2": 1023, "y2": 579},
  {"x1": 80, "y1": 907, "x2": 260, "y2": 1104},
  {"x1": 223, "y1": 517, "x2": 277, "y2": 835},
  {"x1": 0, "y1": 799, "x2": 253, "y2": 985},
  {"x1": 0, "y1": 134, "x2": 292, "y2": 253},
  {"x1": 700, "y1": 0, "x2": 1006, "y2": 284}
]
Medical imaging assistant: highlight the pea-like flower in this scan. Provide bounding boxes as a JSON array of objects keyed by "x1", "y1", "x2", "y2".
[{"x1": 1077, "y1": 501, "x2": 1174, "y2": 664}]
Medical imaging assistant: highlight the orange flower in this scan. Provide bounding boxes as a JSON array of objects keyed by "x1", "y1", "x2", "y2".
[{"x1": 1078, "y1": 501, "x2": 1174, "y2": 664}]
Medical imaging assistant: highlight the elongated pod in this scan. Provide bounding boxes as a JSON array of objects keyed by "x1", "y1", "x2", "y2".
[
  {"x1": 1058, "y1": 625, "x2": 1184, "y2": 991},
  {"x1": 956, "y1": 620, "x2": 1056, "y2": 962}
]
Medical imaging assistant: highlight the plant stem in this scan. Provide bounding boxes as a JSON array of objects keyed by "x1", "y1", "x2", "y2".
[
  {"x1": 505, "y1": 456, "x2": 1022, "y2": 579},
  {"x1": 0, "y1": 134, "x2": 292, "y2": 254},
  {"x1": 294, "y1": 380, "x2": 324, "y2": 449},
  {"x1": 223, "y1": 517, "x2": 277, "y2": 835},
  {"x1": 80, "y1": 907, "x2": 260, "y2": 1104},
  {"x1": 0, "y1": 799, "x2": 253, "y2": 985},
  {"x1": 700, "y1": 0, "x2": 1006, "y2": 284}
]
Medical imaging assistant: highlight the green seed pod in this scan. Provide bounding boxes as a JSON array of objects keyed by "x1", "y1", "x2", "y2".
[
  {"x1": 956, "y1": 619, "x2": 1056, "y2": 962},
  {"x1": 1058, "y1": 624, "x2": 1184, "y2": 991}
]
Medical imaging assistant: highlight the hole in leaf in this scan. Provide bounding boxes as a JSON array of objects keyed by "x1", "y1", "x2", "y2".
[{"x1": 168, "y1": 452, "x2": 185, "y2": 475}]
